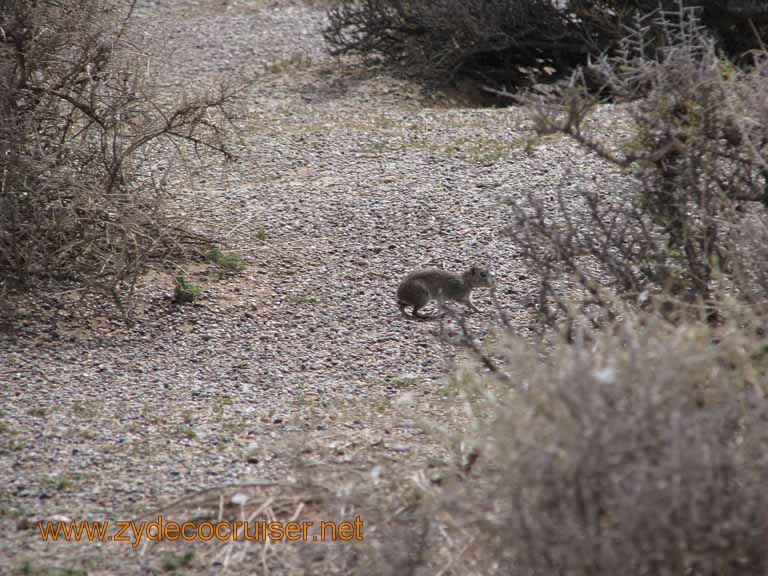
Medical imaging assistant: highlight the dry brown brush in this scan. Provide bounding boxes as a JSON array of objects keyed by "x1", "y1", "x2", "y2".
[
  {"x1": 324, "y1": 0, "x2": 768, "y2": 93},
  {"x1": 505, "y1": 5, "x2": 768, "y2": 331},
  {"x1": 324, "y1": 0, "x2": 592, "y2": 89},
  {"x1": 430, "y1": 317, "x2": 768, "y2": 576},
  {"x1": 0, "y1": 0, "x2": 241, "y2": 322}
]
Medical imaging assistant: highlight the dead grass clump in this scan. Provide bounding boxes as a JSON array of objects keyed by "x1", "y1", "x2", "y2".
[{"x1": 122, "y1": 475, "x2": 431, "y2": 575}]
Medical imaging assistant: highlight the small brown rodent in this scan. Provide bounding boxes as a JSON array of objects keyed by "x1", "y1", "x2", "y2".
[{"x1": 396, "y1": 266, "x2": 494, "y2": 319}]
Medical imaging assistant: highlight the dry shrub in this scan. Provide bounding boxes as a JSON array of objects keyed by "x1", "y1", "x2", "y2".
[
  {"x1": 324, "y1": 0, "x2": 768, "y2": 92},
  {"x1": 431, "y1": 317, "x2": 768, "y2": 576},
  {"x1": 506, "y1": 5, "x2": 768, "y2": 330},
  {"x1": 324, "y1": 0, "x2": 593, "y2": 90},
  {"x1": 0, "y1": 0, "x2": 240, "y2": 322},
  {"x1": 569, "y1": 1, "x2": 768, "y2": 61}
]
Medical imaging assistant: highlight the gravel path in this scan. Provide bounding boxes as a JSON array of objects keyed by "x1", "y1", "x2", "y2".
[{"x1": 0, "y1": 1, "x2": 633, "y2": 573}]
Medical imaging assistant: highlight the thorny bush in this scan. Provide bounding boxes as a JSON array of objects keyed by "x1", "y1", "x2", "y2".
[
  {"x1": 433, "y1": 317, "x2": 768, "y2": 576},
  {"x1": 505, "y1": 5, "x2": 768, "y2": 331},
  {"x1": 0, "y1": 0, "x2": 240, "y2": 322},
  {"x1": 324, "y1": 0, "x2": 768, "y2": 93}
]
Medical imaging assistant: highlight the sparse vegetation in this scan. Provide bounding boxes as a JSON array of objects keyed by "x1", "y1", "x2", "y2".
[
  {"x1": 324, "y1": 0, "x2": 768, "y2": 93},
  {"x1": 160, "y1": 551, "x2": 195, "y2": 572},
  {"x1": 212, "y1": 395, "x2": 234, "y2": 422},
  {"x1": 206, "y1": 246, "x2": 247, "y2": 275},
  {"x1": 16, "y1": 564, "x2": 87, "y2": 576},
  {"x1": 173, "y1": 274, "x2": 202, "y2": 304},
  {"x1": 41, "y1": 475, "x2": 73, "y2": 492},
  {"x1": 432, "y1": 316, "x2": 768, "y2": 576},
  {"x1": 176, "y1": 425, "x2": 197, "y2": 440},
  {"x1": 506, "y1": 5, "x2": 768, "y2": 332},
  {"x1": 266, "y1": 52, "x2": 313, "y2": 74},
  {"x1": 0, "y1": 0, "x2": 241, "y2": 323},
  {"x1": 324, "y1": 0, "x2": 589, "y2": 90},
  {"x1": 9, "y1": 1, "x2": 768, "y2": 575},
  {"x1": 285, "y1": 293, "x2": 319, "y2": 305},
  {"x1": 388, "y1": 374, "x2": 420, "y2": 389},
  {"x1": 71, "y1": 401, "x2": 98, "y2": 419},
  {"x1": 395, "y1": 6, "x2": 768, "y2": 576}
]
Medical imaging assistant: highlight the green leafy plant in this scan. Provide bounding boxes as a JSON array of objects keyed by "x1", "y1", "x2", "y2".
[
  {"x1": 206, "y1": 246, "x2": 246, "y2": 274},
  {"x1": 173, "y1": 274, "x2": 202, "y2": 304}
]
